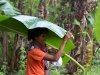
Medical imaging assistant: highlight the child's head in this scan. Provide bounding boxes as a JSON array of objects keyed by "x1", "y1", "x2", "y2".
[{"x1": 28, "y1": 27, "x2": 49, "y2": 42}]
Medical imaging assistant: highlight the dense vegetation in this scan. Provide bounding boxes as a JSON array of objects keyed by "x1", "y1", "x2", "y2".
[{"x1": 0, "y1": 0, "x2": 100, "y2": 75}]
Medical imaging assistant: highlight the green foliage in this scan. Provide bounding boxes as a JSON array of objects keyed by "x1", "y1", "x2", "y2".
[
  {"x1": 0, "y1": 0, "x2": 21, "y2": 16},
  {"x1": 0, "y1": 0, "x2": 75, "y2": 68},
  {"x1": 94, "y1": 2, "x2": 100, "y2": 43},
  {"x1": 50, "y1": 69, "x2": 60, "y2": 75},
  {"x1": 50, "y1": 64, "x2": 65, "y2": 75},
  {"x1": 17, "y1": 46, "x2": 26, "y2": 75},
  {"x1": 92, "y1": 48, "x2": 100, "y2": 65},
  {"x1": 73, "y1": 19, "x2": 93, "y2": 41},
  {"x1": 83, "y1": 66, "x2": 100, "y2": 75},
  {"x1": 75, "y1": 47, "x2": 100, "y2": 75},
  {"x1": 48, "y1": 5, "x2": 62, "y2": 23},
  {"x1": 0, "y1": 62, "x2": 8, "y2": 75},
  {"x1": 0, "y1": 15, "x2": 28, "y2": 35},
  {"x1": 32, "y1": 0, "x2": 40, "y2": 15},
  {"x1": 78, "y1": 32, "x2": 87, "y2": 37},
  {"x1": 48, "y1": 2, "x2": 72, "y2": 23},
  {"x1": 76, "y1": 65, "x2": 100, "y2": 75},
  {"x1": 73, "y1": 19, "x2": 80, "y2": 26},
  {"x1": 0, "y1": 0, "x2": 75, "y2": 74},
  {"x1": 24, "y1": 0, "x2": 39, "y2": 15},
  {"x1": 0, "y1": 15, "x2": 75, "y2": 63},
  {"x1": 0, "y1": 0, "x2": 75, "y2": 65},
  {"x1": 86, "y1": 11, "x2": 95, "y2": 28},
  {"x1": 82, "y1": 49, "x2": 100, "y2": 75}
]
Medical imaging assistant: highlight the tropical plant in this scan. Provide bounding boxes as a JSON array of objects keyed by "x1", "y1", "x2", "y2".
[
  {"x1": 95, "y1": 2, "x2": 100, "y2": 43},
  {"x1": 17, "y1": 47, "x2": 26, "y2": 75},
  {"x1": 0, "y1": 0, "x2": 21, "y2": 16},
  {"x1": 73, "y1": 18, "x2": 94, "y2": 71}
]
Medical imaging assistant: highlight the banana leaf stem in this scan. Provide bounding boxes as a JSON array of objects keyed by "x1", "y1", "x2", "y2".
[{"x1": 63, "y1": 52, "x2": 85, "y2": 72}]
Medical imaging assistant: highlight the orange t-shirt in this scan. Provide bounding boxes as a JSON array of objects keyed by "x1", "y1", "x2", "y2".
[{"x1": 26, "y1": 48, "x2": 46, "y2": 75}]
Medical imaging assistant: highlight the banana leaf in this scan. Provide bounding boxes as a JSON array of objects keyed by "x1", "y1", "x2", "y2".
[
  {"x1": 0, "y1": 0, "x2": 21, "y2": 16},
  {"x1": 0, "y1": 15, "x2": 75, "y2": 65},
  {"x1": 95, "y1": 3, "x2": 100, "y2": 43}
]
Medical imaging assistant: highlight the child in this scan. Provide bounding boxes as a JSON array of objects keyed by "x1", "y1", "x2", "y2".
[{"x1": 26, "y1": 27, "x2": 72, "y2": 75}]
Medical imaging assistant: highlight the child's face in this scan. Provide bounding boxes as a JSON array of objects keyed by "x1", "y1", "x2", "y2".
[{"x1": 35, "y1": 33, "x2": 47, "y2": 45}]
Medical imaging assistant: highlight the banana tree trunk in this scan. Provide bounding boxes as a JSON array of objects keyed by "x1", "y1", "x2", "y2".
[
  {"x1": 56, "y1": 0, "x2": 88, "y2": 74},
  {"x1": 66, "y1": 0, "x2": 97, "y2": 74},
  {"x1": 66, "y1": 0, "x2": 87, "y2": 74}
]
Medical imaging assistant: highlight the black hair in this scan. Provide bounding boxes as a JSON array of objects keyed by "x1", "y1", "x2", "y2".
[{"x1": 28, "y1": 27, "x2": 49, "y2": 41}]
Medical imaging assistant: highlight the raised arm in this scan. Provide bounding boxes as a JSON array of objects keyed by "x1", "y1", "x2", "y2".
[{"x1": 44, "y1": 31, "x2": 72, "y2": 61}]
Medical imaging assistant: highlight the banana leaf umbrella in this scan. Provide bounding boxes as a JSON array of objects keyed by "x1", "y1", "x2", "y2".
[{"x1": 0, "y1": 15, "x2": 75, "y2": 65}]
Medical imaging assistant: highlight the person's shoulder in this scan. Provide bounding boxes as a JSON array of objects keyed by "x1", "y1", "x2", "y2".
[
  {"x1": 30, "y1": 48, "x2": 43, "y2": 53},
  {"x1": 29, "y1": 48, "x2": 46, "y2": 57}
]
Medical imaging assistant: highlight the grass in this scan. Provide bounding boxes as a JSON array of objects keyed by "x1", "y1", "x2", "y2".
[
  {"x1": 83, "y1": 65, "x2": 100, "y2": 75},
  {"x1": 76, "y1": 48, "x2": 100, "y2": 75}
]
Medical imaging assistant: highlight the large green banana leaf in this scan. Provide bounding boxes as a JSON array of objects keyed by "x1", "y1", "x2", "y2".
[
  {"x1": 95, "y1": 3, "x2": 100, "y2": 43},
  {"x1": 0, "y1": 0, "x2": 21, "y2": 16},
  {"x1": 0, "y1": 15, "x2": 75, "y2": 65}
]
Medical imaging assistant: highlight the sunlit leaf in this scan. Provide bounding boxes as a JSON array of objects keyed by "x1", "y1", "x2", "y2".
[
  {"x1": 0, "y1": 15, "x2": 75, "y2": 64},
  {"x1": 87, "y1": 23, "x2": 93, "y2": 28},
  {"x1": 94, "y1": 3, "x2": 100, "y2": 43},
  {"x1": 62, "y1": 56, "x2": 70, "y2": 65},
  {"x1": 0, "y1": 15, "x2": 75, "y2": 59},
  {"x1": 86, "y1": 11, "x2": 95, "y2": 27},
  {"x1": 73, "y1": 19, "x2": 80, "y2": 26},
  {"x1": 87, "y1": 17, "x2": 94, "y2": 26}
]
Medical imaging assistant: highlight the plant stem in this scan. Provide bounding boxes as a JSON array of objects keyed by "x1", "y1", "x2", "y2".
[
  {"x1": 86, "y1": 32, "x2": 92, "y2": 42},
  {"x1": 63, "y1": 52, "x2": 85, "y2": 72}
]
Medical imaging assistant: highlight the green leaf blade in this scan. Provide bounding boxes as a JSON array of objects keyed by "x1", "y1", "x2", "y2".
[
  {"x1": 0, "y1": 0, "x2": 21, "y2": 16},
  {"x1": 94, "y1": 3, "x2": 100, "y2": 43},
  {"x1": 73, "y1": 19, "x2": 80, "y2": 26}
]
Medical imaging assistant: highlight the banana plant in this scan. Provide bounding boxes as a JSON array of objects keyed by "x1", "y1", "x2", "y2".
[
  {"x1": 0, "y1": 14, "x2": 75, "y2": 52},
  {"x1": 0, "y1": 0, "x2": 21, "y2": 16}
]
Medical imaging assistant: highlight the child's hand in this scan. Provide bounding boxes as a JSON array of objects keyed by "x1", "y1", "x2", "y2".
[{"x1": 63, "y1": 31, "x2": 74, "y2": 43}]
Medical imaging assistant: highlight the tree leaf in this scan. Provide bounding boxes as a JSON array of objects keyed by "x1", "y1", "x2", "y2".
[
  {"x1": 87, "y1": 16, "x2": 94, "y2": 25},
  {"x1": 0, "y1": 15, "x2": 75, "y2": 55},
  {"x1": 65, "y1": 6, "x2": 71, "y2": 15},
  {"x1": 94, "y1": 3, "x2": 100, "y2": 43},
  {"x1": 86, "y1": 11, "x2": 95, "y2": 26},
  {"x1": 87, "y1": 23, "x2": 93, "y2": 28},
  {"x1": 73, "y1": 19, "x2": 80, "y2": 26},
  {"x1": 0, "y1": 0, "x2": 21, "y2": 16}
]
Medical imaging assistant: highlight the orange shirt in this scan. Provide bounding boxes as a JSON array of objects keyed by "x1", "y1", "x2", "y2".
[{"x1": 26, "y1": 48, "x2": 46, "y2": 75}]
